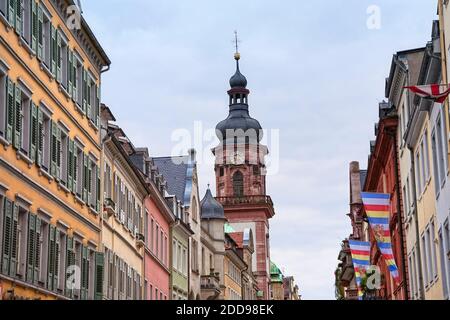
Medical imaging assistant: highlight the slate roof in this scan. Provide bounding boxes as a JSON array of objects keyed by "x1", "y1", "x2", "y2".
[
  {"x1": 152, "y1": 156, "x2": 190, "y2": 205},
  {"x1": 200, "y1": 189, "x2": 225, "y2": 220}
]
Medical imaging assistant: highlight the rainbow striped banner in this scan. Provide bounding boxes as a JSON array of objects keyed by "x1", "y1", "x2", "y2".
[
  {"x1": 348, "y1": 240, "x2": 371, "y2": 300},
  {"x1": 361, "y1": 192, "x2": 400, "y2": 282}
]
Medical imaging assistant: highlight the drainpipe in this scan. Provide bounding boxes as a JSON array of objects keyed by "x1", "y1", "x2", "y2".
[{"x1": 388, "y1": 129, "x2": 409, "y2": 300}]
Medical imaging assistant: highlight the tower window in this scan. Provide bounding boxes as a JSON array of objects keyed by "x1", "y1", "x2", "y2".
[
  {"x1": 233, "y1": 171, "x2": 244, "y2": 197},
  {"x1": 220, "y1": 167, "x2": 224, "y2": 177}
]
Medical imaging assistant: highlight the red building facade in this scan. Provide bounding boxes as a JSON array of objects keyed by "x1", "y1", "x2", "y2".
[
  {"x1": 131, "y1": 149, "x2": 175, "y2": 300},
  {"x1": 363, "y1": 110, "x2": 409, "y2": 300}
]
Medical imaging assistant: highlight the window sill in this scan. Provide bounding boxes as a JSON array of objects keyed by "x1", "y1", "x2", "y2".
[
  {"x1": 59, "y1": 84, "x2": 71, "y2": 100},
  {"x1": 0, "y1": 135, "x2": 10, "y2": 149},
  {"x1": 39, "y1": 62, "x2": 54, "y2": 81},
  {"x1": 18, "y1": 37, "x2": 35, "y2": 57},
  {"x1": 89, "y1": 206, "x2": 99, "y2": 216},
  {"x1": 75, "y1": 102, "x2": 86, "y2": 118},
  {"x1": 58, "y1": 182, "x2": 71, "y2": 195},
  {"x1": 16, "y1": 150, "x2": 34, "y2": 168},
  {"x1": 0, "y1": 14, "x2": 12, "y2": 31},
  {"x1": 89, "y1": 120, "x2": 99, "y2": 132},
  {"x1": 74, "y1": 195, "x2": 85, "y2": 207},
  {"x1": 38, "y1": 167, "x2": 54, "y2": 182}
]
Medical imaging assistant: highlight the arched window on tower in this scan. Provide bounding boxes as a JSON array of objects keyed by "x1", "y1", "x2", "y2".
[{"x1": 233, "y1": 171, "x2": 244, "y2": 197}]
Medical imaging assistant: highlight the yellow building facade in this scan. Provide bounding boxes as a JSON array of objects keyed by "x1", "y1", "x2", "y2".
[{"x1": 0, "y1": 0, "x2": 109, "y2": 300}]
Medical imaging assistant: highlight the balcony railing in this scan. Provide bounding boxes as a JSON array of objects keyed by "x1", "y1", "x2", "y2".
[
  {"x1": 200, "y1": 274, "x2": 220, "y2": 290},
  {"x1": 216, "y1": 195, "x2": 273, "y2": 207}
]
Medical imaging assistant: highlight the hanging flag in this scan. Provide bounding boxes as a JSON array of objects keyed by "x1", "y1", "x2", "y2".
[
  {"x1": 405, "y1": 84, "x2": 450, "y2": 103},
  {"x1": 361, "y1": 192, "x2": 400, "y2": 283},
  {"x1": 348, "y1": 240, "x2": 371, "y2": 300}
]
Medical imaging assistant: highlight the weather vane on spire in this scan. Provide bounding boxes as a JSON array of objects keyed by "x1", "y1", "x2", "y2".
[{"x1": 234, "y1": 30, "x2": 241, "y2": 61}]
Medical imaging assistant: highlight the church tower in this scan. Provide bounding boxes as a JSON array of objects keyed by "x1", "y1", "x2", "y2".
[{"x1": 213, "y1": 45, "x2": 275, "y2": 299}]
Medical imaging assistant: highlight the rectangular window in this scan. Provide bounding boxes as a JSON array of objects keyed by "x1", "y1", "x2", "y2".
[
  {"x1": 59, "y1": 31, "x2": 68, "y2": 88},
  {"x1": 22, "y1": 0, "x2": 31, "y2": 45},
  {"x1": 416, "y1": 152, "x2": 422, "y2": 196},
  {"x1": 155, "y1": 225, "x2": 159, "y2": 256},
  {"x1": 420, "y1": 140, "x2": 427, "y2": 190},
  {"x1": 0, "y1": 1, "x2": 7, "y2": 17},
  {"x1": 423, "y1": 131, "x2": 430, "y2": 181},
  {"x1": 431, "y1": 222, "x2": 438, "y2": 279},
  {"x1": 59, "y1": 128, "x2": 68, "y2": 186},
  {"x1": 40, "y1": 5, "x2": 51, "y2": 68},
  {"x1": 75, "y1": 57, "x2": 83, "y2": 108},
  {"x1": 0, "y1": 70, "x2": 7, "y2": 138},
  {"x1": 16, "y1": 205, "x2": 28, "y2": 280},
  {"x1": 436, "y1": 116, "x2": 447, "y2": 187},
  {"x1": 75, "y1": 145, "x2": 83, "y2": 198}
]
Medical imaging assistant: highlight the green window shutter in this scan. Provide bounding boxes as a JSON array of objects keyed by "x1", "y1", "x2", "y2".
[
  {"x1": 37, "y1": 4, "x2": 43, "y2": 59},
  {"x1": 1, "y1": 199, "x2": 13, "y2": 275},
  {"x1": 82, "y1": 69, "x2": 87, "y2": 113},
  {"x1": 10, "y1": 203, "x2": 19, "y2": 277},
  {"x1": 47, "y1": 224, "x2": 55, "y2": 290},
  {"x1": 54, "y1": 228, "x2": 60, "y2": 291},
  {"x1": 96, "y1": 164, "x2": 101, "y2": 212},
  {"x1": 8, "y1": 0, "x2": 16, "y2": 26},
  {"x1": 33, "y1": 217, "x2": 41, "y2": 285},
  {"x1": 50, "y1": 121, "x2": 58, "y2": 178},
  {"x1": 56, "y1": 126, "x2": 62, "y2": 179},
  {"x1": 65, "y1": 237, "x2": 75, "y2": 298},
  {"x1": 73, "y1": 146, "x2": 78, "y2": 195},
  {"x1": 86, "y1": 76, "x2": 91, "y2": 120},
  {"x1": 68, "y1": 50, "x2": 73, "y2": 97},
  {"x1": 6, "y1": 78, "x2": 14, "y2": 143},
  {"x1": 68, "y1": 139, "x2": 74, "y2": 191},
  {"x1": 95, "y1": 84, "x2": 100, "y2": 127},
  {"x1": 36, "y1": 108, "x2": 43, "y2": 166},
  {"x1": 50, "y1": 25, "x2": 57, "y2": 77},
  {"x1": 72, "y1": 57, "x2": 77, "y2": 102},
  {"x1": 15, "y1": 0, "x2": 22, "y2": 35},
  {"x1": 83, "y1": 154, "x2": 88, "y2": 203},
  {"x1": 13, "y1": 85, "x2": 22, "y2": 150},
  {"x1": 88, "y1": 157, "x2": 92, "y2": 207},
  {"x1": 31, "y1": 0, "x2": 37, "y2": 52},
  {"x1": 29, "y1": 102, "x2": 38, "y2": 163},
  {"x1": 56, "y1": 31, "x2": 62, "y2": 83},
  {"x1": 94, "y1": 252, "x2": 104, "y2": 300},
  {"x1": 26, "y1": 213, "x2": 36, "y2": 283},
  {"x1": 81, "y1": 246, "x2": 88, "y2": 299}
]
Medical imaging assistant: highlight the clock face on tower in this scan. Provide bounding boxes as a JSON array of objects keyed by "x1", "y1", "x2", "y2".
[{"x1": 233, "y1": 151, "x2": 245, "y2": 165}]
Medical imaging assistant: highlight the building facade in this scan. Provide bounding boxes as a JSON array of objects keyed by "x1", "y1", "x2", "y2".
[
  {"x1": 130, "y1": 148, "x2": 175, "y2": 300},
  {"x1": 402, "y1": 22, "x2": 445, "y2": 300},
  {"x1": 152, "y1": 154, "x2": 197, "y2": 300},
  {"x1": 270, "y1": 261, "x2": 284, "y2": 300},
  {"x1": 437, "y1": 0, "x2": 450, "y2": 299},
  {"x1": 99, "y1": 106, "x2": 145, "y2": 300},
  {"x1": 0, "y1": 0, "x2": 109, "y2": 300},
  {"x1": 213, "y1": 51, "x2": 275, "y2": 299},
  {"x1": 364, "y1": 102, "x2": 409, "y2": 300},
  {"x1": 385, "y1": 46, "x2": 426, "y2": 300}
]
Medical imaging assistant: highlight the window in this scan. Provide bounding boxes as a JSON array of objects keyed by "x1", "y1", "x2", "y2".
[
  {"x1": 155, "y1": 225, "x2": 159, "y2": 256},
  {"x1": 59, "y1": 31, "x2": 69, "y2": 89},
  {"x1": 59, "y1": 128, "x2": 68, "y2": 186},
  {"x1": 0, "y1": 1, "x2": 7, "y2": 17},
  {"x1": 144, "y1": 211, "x2": 149, "y2": 247},
  {"x1": 16, "y1": 205, "x2": 29, "y2": 280},
  {"x1": 182, "y1": 247, "x2": 187, "y2": 275},
  {"x1": 75, "y1": 145, "x2": 83, "y2": 197},
  {"x1": 75, "y1": 56, "x2": 83, "y2": 107},
  {"x1": 177, "y1": 243, "x2": 182, "y2": 271},
  {"x1": 436, "y1": 116, "x2": 447, "y2": 187},
  {"x1": 432, "y1": 131, "x2": 440, "y2": 194},
  {"x1": 0, "y1": 68, "x2": 7, "y2": 138},
  {"x1": 416, "y1": 152, "x2": 422, "y2": 196},
  {"x1": 38, "y1": 109, "x2": 51, "y2": 172},
  {"x1": 1, "y1": 200, "x2": 18, "y2": 278},
  {"x1": 150, "y1": 218, "x2": 154, "y2": 251},
  {"x1": 173, "y1": 240, "x2": 177, "y2": 270},
  {"x1": 423, "y1": 130, "x2": 430, "y2": 181},
  {"x1": 233, "y1": 171, "x2": 244, "y2": 197},
  {"x1": 439, "y1": 231, "x2": 449, "y2": 299},
  {"x1": 160, "y1": 229, "x2": 164, "y2": 261},
  {"x1": 38, "y1": 4, "x2": 52, "y2": 68},
  {"x1": 22, "y1": 0, "x2": 31, "y2": 45}
]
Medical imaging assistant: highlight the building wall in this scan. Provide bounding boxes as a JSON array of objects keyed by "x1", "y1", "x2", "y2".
[
  {"x1": 224, "y1": 255, "x2": 242, "y2": 300},
  {"x1": 171, "y1": 227, "x2": 189, "y2": 300},
  {"x1": 411, "y1": 113, "x2": 444, "y2": 300},
  {"x1": 101, "y1": 141, "x2": 145, "y2": 300},
  {"x1": 144, "y1": 196, "x2": 170, "y2": 300},
  {"x1": 188, "y1": 167, "x2": 201, "y2": 300},
  {"x1": 0, "y1": 0, "x2": 107, "y2": 300}
]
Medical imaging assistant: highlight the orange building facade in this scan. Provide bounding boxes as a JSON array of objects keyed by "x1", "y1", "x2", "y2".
[{"x1": 0, "y1": 0, "x2": 109, "y2": 300}]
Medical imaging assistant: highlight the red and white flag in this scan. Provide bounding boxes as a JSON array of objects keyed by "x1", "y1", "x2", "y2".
[{"x1": 405, "y1": 84, "x2": 450, "y2": 103}]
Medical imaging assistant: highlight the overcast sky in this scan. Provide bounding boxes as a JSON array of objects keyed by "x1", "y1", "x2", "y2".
[{"x1": 82, "y1": 0, "x2": 437, "y2": 299}]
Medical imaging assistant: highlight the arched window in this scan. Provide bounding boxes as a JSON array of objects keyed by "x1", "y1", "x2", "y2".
[{"x1": 233, "y1": 171, "x2": 244, "y2": 197}]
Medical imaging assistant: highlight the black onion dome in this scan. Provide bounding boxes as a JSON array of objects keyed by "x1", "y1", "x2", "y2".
[
  {"x1": 229, "y1": 63, "x2": 248, "y2": 88},
  {"x1": 201, "y1": 188, "x2": 225, "y2": 220},
  {"x1": 215, "y1": 106, "x2": 263, "y2": 142}
]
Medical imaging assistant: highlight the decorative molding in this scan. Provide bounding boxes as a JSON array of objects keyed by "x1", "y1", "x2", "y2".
[{"x1": 15, "y1": 193, "x2": 33, "y2": 208}]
